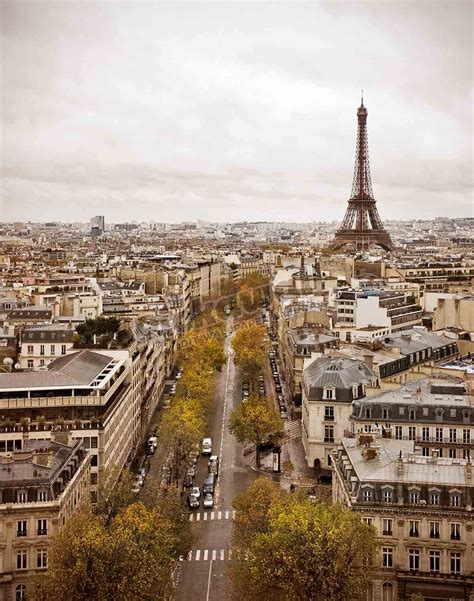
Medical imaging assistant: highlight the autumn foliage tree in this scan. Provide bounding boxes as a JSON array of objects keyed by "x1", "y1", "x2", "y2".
[
  {"x1": 35, "y1": 498, "x2": 193, "y2": 601},
  {"x1": 230, "y1": 478, "x2": 377, "y2": 601},
  {"x1": 231, "y1": 320, "x2": 268, "y2": 384},
  {"x1": 228, "y1": 395, "x2": 281, "y2": 467}
]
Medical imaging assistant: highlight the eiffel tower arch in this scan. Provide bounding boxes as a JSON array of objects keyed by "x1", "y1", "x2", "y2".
[{"x1": 331, "y1": 99, "x2": 394, "y2": 252}]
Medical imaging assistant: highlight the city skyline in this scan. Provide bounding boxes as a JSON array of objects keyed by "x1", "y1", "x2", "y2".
[{"x1": 2, "y1": 2, "x2": 472, "y2": 223}]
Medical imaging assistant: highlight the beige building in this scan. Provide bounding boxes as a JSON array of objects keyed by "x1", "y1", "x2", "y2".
[
  {"x1": 333, "y1": 433, "x2": 474, "y2": 601},
  {"x1": 433, "y1": 295, "x2": 474, "y2": 334},
  {"x1": 19, "y1": 326, "x2": 75, "y2": 370},
  {"x1": 0, "y1": 438, "x2": 90, "y2": 601}
]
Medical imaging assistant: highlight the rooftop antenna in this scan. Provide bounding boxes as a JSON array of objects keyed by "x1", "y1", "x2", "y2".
[{"x1": 361, "y1": 89, "x2": 364, "y2": 107}]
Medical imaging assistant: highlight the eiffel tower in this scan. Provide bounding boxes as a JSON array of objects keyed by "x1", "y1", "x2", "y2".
[{"x1": 331, "y1": 96, "x2": 394, "y2": 252}]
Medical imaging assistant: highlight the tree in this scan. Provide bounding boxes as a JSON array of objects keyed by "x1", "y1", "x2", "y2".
[
  {"x1": 230, "y1": 483, "x2": 377, "y2": 601},
  {"x1": 95, "y1": 466, "x2": 135, "y2": 524},
  {"x1": 231, "y1": 320, "x2": 268, "y2": 383},
  {"x1": 36, "y1": 501, "x2": 193, "y2": 601},
  {"x1": 158, "y1": 399, "x2": 205, "y2": 485},
  {"x1": 228, "y1": 396, "x2": 281, "y2": 467}
]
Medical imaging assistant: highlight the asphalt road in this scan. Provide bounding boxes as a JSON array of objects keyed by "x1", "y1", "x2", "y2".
[{"x1": 175, "y1": 320, "x2": 258, "y2": 601}]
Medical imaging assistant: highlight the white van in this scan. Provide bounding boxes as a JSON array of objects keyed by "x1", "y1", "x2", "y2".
[{"x1": 201, "y1": 437, "x2": 212, "y2": 455}]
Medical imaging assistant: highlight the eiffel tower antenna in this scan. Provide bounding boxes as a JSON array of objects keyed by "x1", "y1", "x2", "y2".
[{"x1": 330, "y1": 99, "x2": 394, "y2": 252}]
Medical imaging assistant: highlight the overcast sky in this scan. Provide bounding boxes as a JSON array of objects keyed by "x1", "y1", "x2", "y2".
[{"x1": 1, "y1": 1, "x2": 472, "y2": 223}]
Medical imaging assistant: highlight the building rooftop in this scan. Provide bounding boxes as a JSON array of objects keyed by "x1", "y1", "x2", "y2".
[
  {"x1": 304, "y1": 356, "x2": 376, "y2": 390},
  {"x1": 340, "y1": 436, "x2": 471, "y2": 487}
]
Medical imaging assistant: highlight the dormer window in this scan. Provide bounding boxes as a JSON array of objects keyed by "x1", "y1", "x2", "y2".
[
  {"x1": 382, "y1": 488, "x2": 393, "y2": 503},
  {"x1": 435, "y1": 408, "x2": 444, "y2": 422},
  {"x1": 324, "y1": 387, "x2": 335, "y2": 400},
  {"x1": 429, "y1": 489, "x2": 440, "y2": 505},
  {"x1": 362, "y1": 488, "x2": 373, "y2": 502},
  {"x1": 382, "y1": 407, "x2": 389, "y2": 420},
  {"x1": 16, "y1": 490, "x2": 27, "y2": 503},
  {"x1": 409, "y1": 408, "x2": 416, "y2": 421},
  {"x1": 352, "y1": 385, "x2": 359, "y2": 399},
  {"x1": 365, "y1": 408, "x2": 372, "y2": 419},
  {"x1": 409, "y1": 489, "x2": 420, "y2": 504},
  {"x1": 450, "y1": 493, "x2": 461, "y2": 508}
]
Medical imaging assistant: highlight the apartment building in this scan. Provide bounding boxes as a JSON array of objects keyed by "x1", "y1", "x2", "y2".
[
  {"x1": 0, "y1": 350, "x2": 136, "y2": 499},
  {"x1": 19, "y1": 326, "x2": 75, "y2": 370},
  {"x1": 350, "y1": 377, "x2": 473, "y2": 460},
  {"x1": 332, "y1": 434, "x2": 474, "y2": 601},
  {"x1": 333, "y1": 290, "x2": 423, "y2": 340},
  {"x1": 301, "y1": 356, "x2": 378, "y2": 470},
  {"x1": 433, "y1": 294, "x2": 474, "y2": 333},
  {"x1": 0, "y1": 438, "x2": 90, "y2": 601}
]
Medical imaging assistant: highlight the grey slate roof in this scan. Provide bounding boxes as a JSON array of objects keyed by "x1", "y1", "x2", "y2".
[{"x1": 304, "y1": 356, "x2": 376, "y2": 390}]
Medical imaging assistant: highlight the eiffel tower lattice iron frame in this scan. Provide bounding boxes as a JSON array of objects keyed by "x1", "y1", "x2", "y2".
[{"x1": 331, "y1": 98, "x2": 394, "y2": 252}]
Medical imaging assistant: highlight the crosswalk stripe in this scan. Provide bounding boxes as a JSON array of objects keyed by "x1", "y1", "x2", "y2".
[
  {"x1": 218, "y1": 511, "x2": 222, "y2": 520},
  {"x1": 196, "y1": 550, "x2": 201, "y2": 561},
  {"x1": 220, "y1": 549, "x2": 225, "y2": 561},
  {"x1": 204, "y1": 512, "x2": 208, "y2": 521},
  {"x1": 225, "y1": 511, "x2": 229, "y2": 519},
  {"x1": 210, "y1": 511, "x2": 215, "y2": 520},
  {"x1": 232, "y1": 510, "x2": 236, "y2": 519},
  {"x1": 189, "y1": 514, "x2": 193, "y2": 521},
  {"x1": 196, "y1": 513, "x2": 200, "y2": 522},
  {"x1": 212, "y1": 550, "x2": 217, "y2": 560},
  {"x1": 203, "y1": 550, "x2": 208, "y2": 561}
]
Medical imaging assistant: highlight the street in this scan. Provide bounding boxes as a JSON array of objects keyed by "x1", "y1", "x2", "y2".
[{"x1": 175, "y1": 322, "x2": 258, "y2": 601}]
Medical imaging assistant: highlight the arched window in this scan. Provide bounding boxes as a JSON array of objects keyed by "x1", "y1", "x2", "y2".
[
  {"x1": 381, "y1": 582, "x2": 393, "y2": 601},
  {"x1": 16, "y1": 585, "x2": 26, "y2": 601}
]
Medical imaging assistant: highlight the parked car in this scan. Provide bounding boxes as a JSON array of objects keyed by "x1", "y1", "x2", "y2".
[
  {"x1": 148, "y1": 436, "x2": 158, "y2": 447},
  {"x1": 132, "y1": 482, "x2": 141, "y2": 494},
  {"x1": 186, "y1": 464, "x2": 196, "y2": 478},
  {"x1": 203, "y1": 493, "x2": 214, "y2": 509},
  {"x1": 137, "y1": 466, "x2": 147, "y2": 479},
  {"x1": 146, "y1": 444, "x2": 156, "y2": 456},
  {"x1": 191, "y1": 486, "x2": 201, "y2": 501},
  {"x1": 208, "y1": 455, "x2": 219, "y2": 478},
  {"x1": 202, "y1": 437, "x2": 212, "y2": 455},
  {"x1": 203, "y1": 476, "x2": 215, "y2": 495},
  {"x1": 134, "y1": 474, "x2": 144, "y2": 487},
  {"x1": 187, "y1": 493, "x2": 200, "y2": 509},
  {"x1": 183, "y1": 473, "x2": 194, "y2": 489}
]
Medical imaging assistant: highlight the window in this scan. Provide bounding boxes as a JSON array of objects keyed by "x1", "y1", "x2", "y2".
[
  {"x1": 27, "y1": 359, "x2": 34, "y2": 369},
  {"x1": 429, "y1": 550, "x2": 440, "y2": 573},
  {"x1": 395, "y1": 426, "x2": 402, "y2": 440},
  {"x1": 363, "y1": 517, "x2": 374, "y2": 526},
  {"x1": 450, "y1": 552, "x2": 461, "y2": 575},
  {"x1": 409, "y1": 408, "x2": 416, "y2": 420},
  {"x1": 17, "y1": 521, "x2": 27, "y2": 537},
  {"x1": 324, "y1": 406, "x2": 334, "y2": 421},
  {"x1": 16, "y1": 549, "x2": 28, "y2": 570},
  {"x1": 463, "y1": 429, "x2": 471, "y2": 444},
  {"x1": 27, "y1": 344, "x2": 34, "y2": 354},
  {"x1": 91, "y1": 436, "x2": 98, "y2": 448},
  {"x1": 50, "y1": 344, "x2": 55, "y2": 355},
  {"x1": 324, "y1": 387, "x2": 334, "y2": 400},
  {"x1": 382, "y1": 547, "x2": 393, "y2": 568},
  {"x1": 399, "y1": 406, "x2": 405, "y2": 416},
  {"x1": 37, "y1": 519, "x2": 48, "y2": 536},
  {"x1": 381, "y1": 583, "x2": 393, "y2": 601},
  {"x1": 382, "y1": 518, "x2": 393, "y2": 536},
  {"x1": 16, "y1": 585, "x2": 26, "y2": 601},
  {"x1": 450, "y1": 523, "x2": 461, "y2": 541},
  {"x1": 429, "y1": 491, "x2": 440, "y2": 505},
  {"x1": 409, "y1": 520, "x2": 419, "y2": 537},
  {"x1": 409, "y1": 490, "x2": 420, "y2": 504},
  {"x1": 450, "y1": 493, "x2": 461, "y2": 507},
  {"x1": 383, "y1": 489, "x2": 393, "y2": 503},
  {"x1": 449, "y1": 428, "x2": 457, "y2": 443},
  {"x1": 382, "y1": 408, "x2": 389, "y2": 420},
  {"x1": 39, "y1": 359, "x2": 45, "y2": 366},
  {"x1": 435, "y1": 427, "x2": 443, "y2": 442},
  {"x1": 91, "y1": 454, "x2": 98, "y2": 467},
  {"x1": 16, "y1": 491, "x2": 27, "y2": 503},
  {"x1": 429, "y1": 521, "x2": 440, "y2": 539},
  {"x1": 38, "y1": 490, "x2": 47, "y2": 502},
  {"x1": 37, "y1": 548, "x2": 48, "y2": 569},
  {"x1": 422, "y1": 447, "x2": 430, "y2": 457},
  {"x1": 40, "y1": 344, "x2": 45, "y2": 355},
  {"x1": 409, "y1": 549, "x2": 420, "y2": 571},
  {"x1": 450, "y1": 408, "x2": 457, "y2": 418},
  {"x1": 363, "y1": 489, "x2": 373, "y2": 502},
  {"x1": 408, "y1": 427, "x2": 416, "y2": 441},
  {"x1": 449, "y1": 448, "x2": 456, "y2": 459},
  {"x1": 365, "y1": 407, "x2": 372, "y2": 419},
  {"x1": 422, "y1": 427, "x2": 429, "y2": 442},
  {"x1": 324, "y1": 425, "x2": 334, "y2": 443},
  {"x1": 90, "y1": 473, "x2": 98, "y2": 485},
  {"x1": 61, "y1": 344, "x2": 67, "y2": 355}
]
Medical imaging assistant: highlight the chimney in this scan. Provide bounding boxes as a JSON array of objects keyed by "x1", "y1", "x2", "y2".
[
  {"x1": 364, "y1": 354, "x2": 374, "y2": 372},
  {"x1": 466, "y1": 461, "x2": 472, "y2": 484},
  {"x1": 32, "y1": 449, "x2": 54, "y2": 468},
  {"x1": 52, "y1": 430, "x2": 72, "y2": 446},
  {"x1": 396, "y1": 451, "x2": 404, "y2": 476}
]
